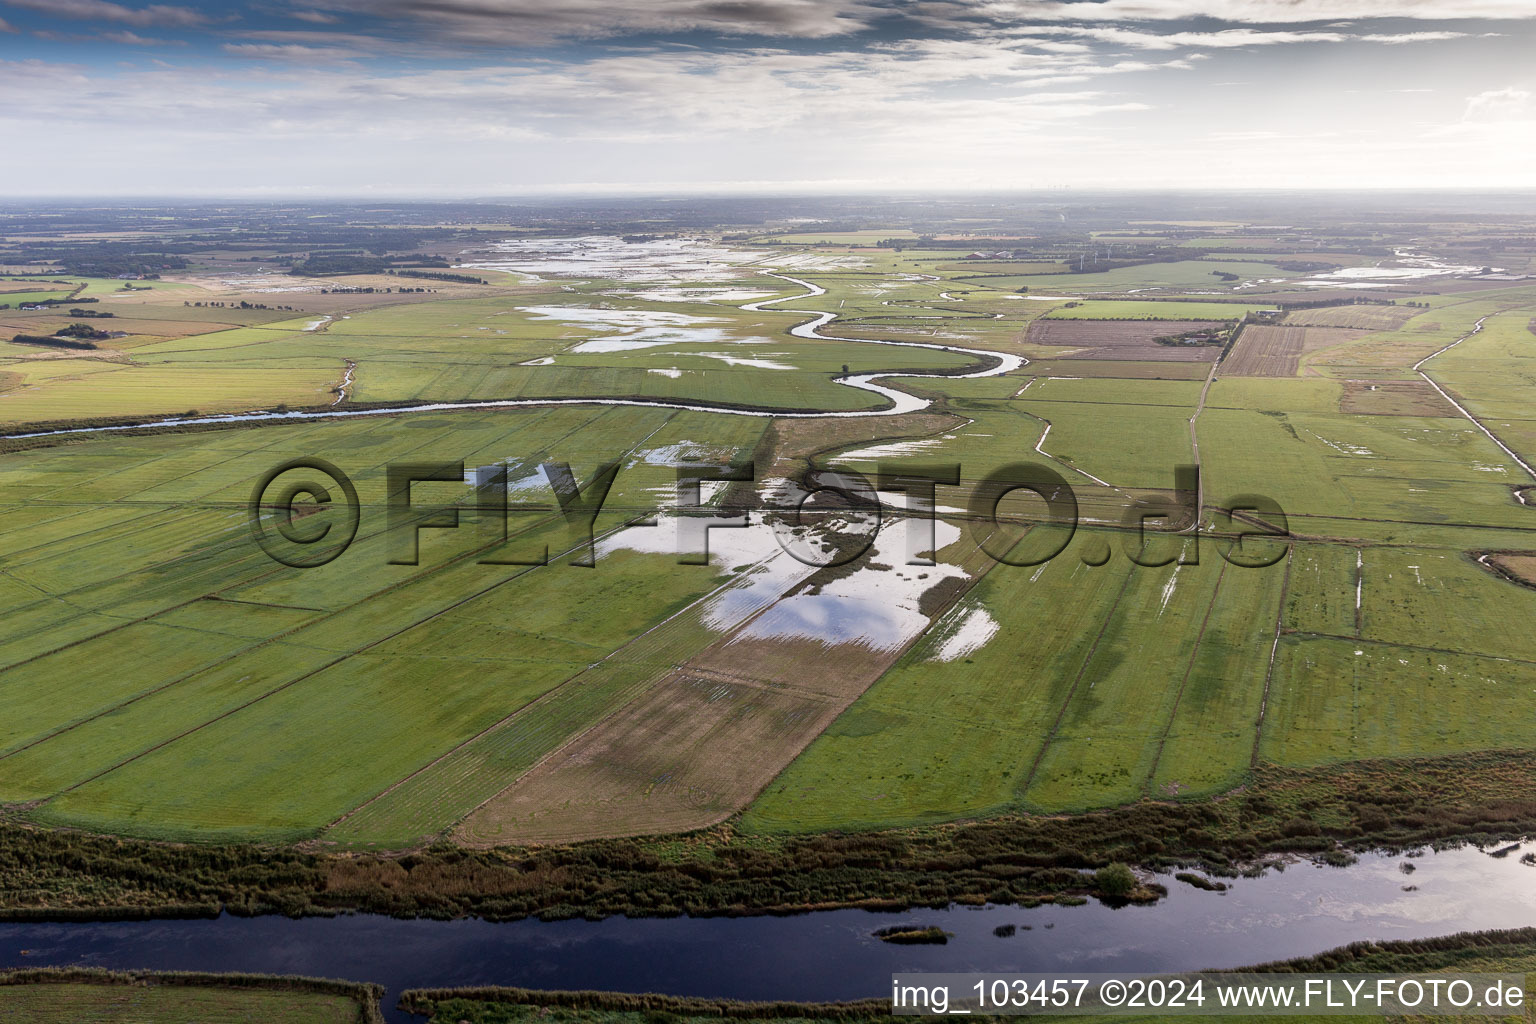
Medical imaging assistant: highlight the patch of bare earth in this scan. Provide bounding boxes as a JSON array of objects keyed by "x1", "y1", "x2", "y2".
[
  {"x1": 1478, "y1": 551, "x2": 1536, "y2": 590},
  {"x1": 1019, "y1": 359, "x2": 1212, "y2": 380},
  {"x1": 1283, "y1": 304, "x2": 1423, "y2": 330},
  {"x1": 1339, "y1": 379, "x2": 1458, "y2": 416},
  {"x1": 749, "y1": 412, "x2": 961, "y2": 494},
  {"x1": 1026, "y1": 319, "x2": 1224, "y2": 362},
  {"x1": 1222, "y1": 325, "x2": 1362, "y2": 377},
  {"x1": 453, "y1": 531, "x2": 998, "y2": 846}
]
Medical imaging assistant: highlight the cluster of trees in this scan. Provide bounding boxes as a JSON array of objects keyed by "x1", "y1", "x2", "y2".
[
  {"x1": 318, "y1": 286, "x2": 433, "y2": 294},
  {"x1": 290, "y1": 254, "x2": 455, "y2": 276},
  {"x1": 56, "y1": 322, "x2": 111, "y2": 340},
  {"x1": 183, "y1": 301, "x2": 296, "y2": 310},
  {"x1": 386, "y1": 269, "x2": 487, "y2": 284},
  {"x1": 68, "y1": 261, "x2": 175, "y2": 277},
  {"x1": 1154, "y1": 323, "x2": 1236, "y2": 347},
  {"x1": 17, "y1": 296, "x2": 96, "y2": 309},
  {"x1": 10, "y1": 333, "x2": 99, "y2": 350},
  {"x1": 290, "y1": 255, "x2": 393, "y2": 275},
  {"x1": 1273, "y1": 296, "x2": 1401, "y2": 310}
]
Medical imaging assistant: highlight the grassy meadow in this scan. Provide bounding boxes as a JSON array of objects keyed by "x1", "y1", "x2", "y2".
[
  {"x1": 1, "y1": 233, "x2": 1535, "y2": 852},
  {"x1": 0, "y1": 979, "x2": 366, "y2": 1023}
]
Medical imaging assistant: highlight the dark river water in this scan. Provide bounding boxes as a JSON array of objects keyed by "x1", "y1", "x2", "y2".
[{"x1": 3, "y1": 842, "x2": 1534, "y2": 1022}]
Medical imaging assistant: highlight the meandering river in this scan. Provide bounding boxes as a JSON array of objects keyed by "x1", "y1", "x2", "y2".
[
  {"x1": 3, "y1": 843, "x2": 1534, "y2": 1022},
  {"x1": 2, "y1": 273, "x2": 1022, "y2": 441}
]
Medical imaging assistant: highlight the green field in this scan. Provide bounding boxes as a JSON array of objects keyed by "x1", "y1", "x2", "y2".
[
  {"x1": 1, "y1": 230, "x2": 1535, "y2": 854},
  {"x1": 958, "y1": 260, "x2": 1301, "y2": 295},
  {"x1": 0, "y1": 404, "x2": 772, "y2": 843},
  {"x1": 0, "y1": 980, "x2": 363, "y2": 1023},
  {"x1": 1043, "y1": 300, "x2": 1268, "y2": 320}
]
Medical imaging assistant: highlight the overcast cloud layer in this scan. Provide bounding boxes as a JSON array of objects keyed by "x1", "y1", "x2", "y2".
[{"x1": 0, "y1": 0, "x2": 1530, "y2": 194}]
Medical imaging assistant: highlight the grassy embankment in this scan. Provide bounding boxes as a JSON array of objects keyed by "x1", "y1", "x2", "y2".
[{"x1": 0, "y1": 968, "x2": 382, "y2": 1023}]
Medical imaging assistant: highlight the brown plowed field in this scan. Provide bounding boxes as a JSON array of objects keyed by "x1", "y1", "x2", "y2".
[
  {"x1": 453, "y1": 668, "x2": 849, "y2": 845},
  {"x1": 1026, "y1": 319, "x2": 1224, "y2": 361},
  {"x1": 1339, "y1": 379, "x2": 1458, "y2": 416},
  {"x1": 1284, "y1": 305, "x2": 1423, "y2": 330},
  {"x1": 1222, "y1": 325, "x2": 1362, "y2": 377},
  {"x1": 1480, "y1": 551, "x2": 1536, "y2": 589},
  {"x1": 1020, "y1": 359, "x2": 1212, "y2": 380},
  {"x1": 454, "y1": 531, "x2": 998, "y2": 846}
]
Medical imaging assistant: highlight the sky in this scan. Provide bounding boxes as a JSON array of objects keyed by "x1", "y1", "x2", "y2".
[{"x1": 0, "y1": 0, "x2": 1532, "y2": 196}]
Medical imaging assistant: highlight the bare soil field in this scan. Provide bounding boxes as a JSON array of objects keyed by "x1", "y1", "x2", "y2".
[
  {"x1": 0, "y1": 315, "x2": 243, "y2": 342},
  {"x1": 1019, "y1": 359, "x2": 1212, "y2": 380},
  {"x1": 1339, "y1": 379, "x2": 1458, "y2": 416},
  {"x1": 160, "y1": 271, "x2": 533, "y2": 314},
  {"x1": 455, "y1": 535, "x2": 998, "y2": 845},
  {"x1": 1285, "y1": 305, "x2": 1423, "y2": 330},
  {"x1": 751, "y1": 411, "x2": 962, "y2": 492},
  {"x1": 1240, "y1": 287, "x2": 1444, "y2": 304},
  {"x1": 453, "y1": 667, "x2": 851, "y2": 844},
  {"x1": 1026, "y1": 319, "x2": 1223, "y2": 361},
  {"x1": 1222, "y1": 325, "x2": 1363, "y2": 377},
  {"x1": 1479, "y1": 551, "x2": 1536, "y2": 589},
  {"x1": 937, "y1": 261, "x2": 1069, "y2": 274}
]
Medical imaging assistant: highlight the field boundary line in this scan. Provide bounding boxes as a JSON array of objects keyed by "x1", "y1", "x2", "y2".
[
  {"x1": 1413, "y1": 312, "x2": 1536, "y2": 481},
  {"x1": 2, "y1": 405, "x2": 671, "y2": 754},
  {"x1": 42, "y1": 516, "x2": 629, "y2": 804},
  {"x1": 40, "y1": 411, "x2": 686, "y2": 807},
  {"x1": 1141, "y1": 558, "x2": 1226, "y2": 795},
  {"x1": 1284, "y1": 629, "x2": 1536, "y2": 666},
  {"x1": 0, "y1": 412, "x2": 378, "y2": 665},
  {"x1": 1018, "y1": 565, "x2": 1136, "y2": 798},
  {"x1": 424, "y1": 539, "x2": 844, "y2": 843},
  {"x1": 1020, "y1": 411, "x2": 1117, "y2": 490},
  {"x1": 316, "y1": 533, "x2": 794, "y2": 839},
  {"x1": 1354, "y1": 548, "x2": 1364, "y2": 636},
  {"x1": 443, "y1": 523, "x2": 1006, "y2": 848},
  {"x1": 0, "y1": 503, "x2": 529, "y2": 682},
  {"x1": 4, "y1": 518, "x2": 548, "y2": 775},
  {"x1": 1183, "y1": 353, "x2": 1220, "y2": 530},
  {"x1": 1242, "y1": 511, "x2": 1536, "y2": 536},
  {"x1": 203, "y1": 595, "x2": 329, "y2": 613},
  {"x1": 1249, "y1": 546, "x2": 1293, "y2": 768}
]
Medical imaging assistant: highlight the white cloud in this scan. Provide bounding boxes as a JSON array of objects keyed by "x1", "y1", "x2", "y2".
[
  {"x1": 0, "y1": 39, "x2": 1170, "y2": 144},
  {"x1": 951, "y1": 0, "x2": 1536, "y2": 21},
  {"x1": 1464, "y1": 86, "x2": 1532, "y2": 120},
  {"x1": 1358, "y1": 31, "x2": 1472, "y2": 43},
  {"x1": 99, "y1": 28, "x2": 183, "y2": 43},
  {"x1": 0, "y1": 0, "x2": 1529, "y2": 194},
  {"x1": 222, "y1": 41, "x2": 360, "y2": 60},
  {"x1": 302, "y1": 0, "x2": 881, "y2": 43},
  {"x1": 1, "y1": 0, "x2": 209, "y2": 27},
  {"x1": 1003, "y1": 25, "x2": 1475, "y2": 51},
  {"x1": 1012, "y1": 26, "x2": 1353, "y2": 49}
]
